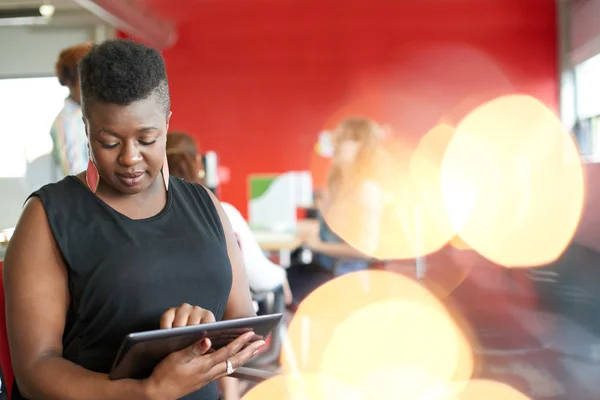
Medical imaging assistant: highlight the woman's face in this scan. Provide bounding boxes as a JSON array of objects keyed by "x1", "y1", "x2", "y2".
[{"x1": 85, "y1": 95, "x2": 170, "y2": 195}]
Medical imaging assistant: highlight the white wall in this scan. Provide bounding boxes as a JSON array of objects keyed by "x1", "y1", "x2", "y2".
[{"x1": 0, "y1": 25, "x2": 99, "y2": 78}]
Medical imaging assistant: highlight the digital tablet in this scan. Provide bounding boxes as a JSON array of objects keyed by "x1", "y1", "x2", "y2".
[{"x1": 108, "y1": 313, "x2": 283, "y2": 380}]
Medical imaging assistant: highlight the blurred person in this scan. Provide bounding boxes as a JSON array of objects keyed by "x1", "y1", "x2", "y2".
[
  {"x1": 165, "y1": 132, "x2": 206, "y2": 184},
  {"x1": 50, "y1": 42, "x2": 93, "y2": 178},
  {"x1": 5, "y1": 39, "x2": 264, "y2": 400},
  {"x1": 311, "y1": 117, "x2": 385, "y2": 272},
  {"x1": 166, "y1": 132, "x2": 293, "y2": 399},
  {"x1": 289, "y1": 118, "x2": 386, "y2": 300}
]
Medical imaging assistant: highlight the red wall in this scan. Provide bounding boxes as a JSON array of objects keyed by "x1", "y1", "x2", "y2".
[{"x1": 142, "y1": 0, "x2": 557, "y2": 216}]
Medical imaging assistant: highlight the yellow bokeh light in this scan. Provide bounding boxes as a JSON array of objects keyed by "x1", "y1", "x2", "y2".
[
  {"x1": 241, "y1": 373, "x2": 359, "y2": 400},
  {"x1": 438, "y1": 379, "x2": 532, "y2": 400},
  {"x1": 282, "y1": 270, "x2": 413, "y2": 374},
  {"x1": 354, "y1": 366, "x2": 447, "y2": 400},
  {"x1": 440, "y1": 95, "x2": 584, "y2": 267},
  {"x1": 282, "y1": 270, "x2": 474, "y2": 397},
  {"x1": 408, "y1": 123, "x2": 458, "y2": 255},
  {"x1": 320, "y1": 299, "x2": 473, "y2": 398}
]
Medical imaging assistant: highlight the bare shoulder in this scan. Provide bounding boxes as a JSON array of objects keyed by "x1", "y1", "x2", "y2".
[
  {"x1": 4, "y1": 196, "x2": 63, "y2": 278},
  {"x1": 199, "y1": 186, "x2": 228, "y2": 222},
  {"x1": 6, "y1": 197, "x2": 51, "y2": 252}
]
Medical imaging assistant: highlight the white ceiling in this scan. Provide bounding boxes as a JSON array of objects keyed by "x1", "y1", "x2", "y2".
[
  {"x1": 0, "y1": 0, "x2": 103, "y2": 27},
  {"x1": 0, "y1": 0, "x2": 81, "y2": 10}
]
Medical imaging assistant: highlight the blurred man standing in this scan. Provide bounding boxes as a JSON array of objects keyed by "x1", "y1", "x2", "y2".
[{"x1": 50, "y1": 42, "x2": 93, "y2": 178}]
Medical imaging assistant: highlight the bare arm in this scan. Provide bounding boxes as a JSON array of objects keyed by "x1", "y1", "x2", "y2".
[
  {"x1": 4, "y1": 198, "x2": 148, "y2": 400},
  {"x1": 203, "y1": 188, "x2": 256, "y2": 320},
  {"x1": 309, "y1": 239, "x2": 372, "y2": 260}
]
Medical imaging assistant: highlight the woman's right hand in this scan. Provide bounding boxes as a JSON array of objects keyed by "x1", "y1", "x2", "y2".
[{"x1": 144, "y1": 331, "x2": 264, "y2": 400}]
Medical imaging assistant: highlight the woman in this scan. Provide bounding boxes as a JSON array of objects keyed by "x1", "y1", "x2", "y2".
[
  {"x1": 310, "y1": 118, "x2": 385, "y2": 273},
  {"x1": 50, "y1": 42, "x2": 93, "y2": 178},
  {"x1": 289, "y1": 118, "x2": 385, "y2": 299},
  {"x1": 4, "y1": 39, "x2": 263, "y2": 400}
]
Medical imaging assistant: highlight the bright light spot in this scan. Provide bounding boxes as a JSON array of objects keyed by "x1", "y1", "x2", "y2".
[
  {"x1": 282, "y1": 270, "x2": 415, "y2": 375},
  {"x1": 440, "y1": 95, "x2": 584, "y2": 267},
  {"x1": 439, "y1": 379, "x2": 532, "y2": 399},
  {"x1": 282, "y1": 270, "x2": 474, "y2": 398},
  {"x1": 320, "y1": 299, "x2": 473, "y2": 398},
  {"x1": 355, "y1": 366, "x2": 445, "y2": 400},
  {"x1": 241, "y1": 373, "x2": 359, "y2": 400},
  {"x1": 39, "y1": 4, "x2": 55, "y2": 17},
  {"x1": 408, "y1": 123, "x2": 459, "y2": 252}
]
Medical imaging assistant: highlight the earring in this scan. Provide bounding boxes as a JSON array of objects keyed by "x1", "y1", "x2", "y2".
[
  {"x1": 162, "y1": 155, "x2": 170, "y2": 191},
  {"x1": 85, "y1": 159, "x2": 100, "y2": 193}
]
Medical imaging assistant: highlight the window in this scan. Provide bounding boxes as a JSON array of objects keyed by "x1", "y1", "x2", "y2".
[
  {"x1": 575, "y1": 54, "x2": 600, "y2": 158},
  {"x1": 0, "y1": 77, "x2": 67, "y2": 229},
  {"x1": 0, "y1": 77, "x2": 67, "y2": 178}
]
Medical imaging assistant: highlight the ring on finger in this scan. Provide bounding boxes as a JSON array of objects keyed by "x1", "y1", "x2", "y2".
[{"x1": 226, "y1": 359, "x2": 235, "y2": 375}]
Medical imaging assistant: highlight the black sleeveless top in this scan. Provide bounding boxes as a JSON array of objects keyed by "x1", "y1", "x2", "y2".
[{"x1": 13, "y1": 176, "x2": 233, "y2": 400}]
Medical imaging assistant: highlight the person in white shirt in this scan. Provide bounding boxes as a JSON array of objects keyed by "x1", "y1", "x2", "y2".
[{"x1": 49, "y1": 42, "x2": 93, "y2": 178}]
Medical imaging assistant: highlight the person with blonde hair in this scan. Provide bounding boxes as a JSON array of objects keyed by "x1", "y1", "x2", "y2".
[
  {"x1": 313, "y1": 117, "x2": 385, "y2": 267},
  {"x1": 50, "y1": 42, "x2": 93, "y2": 178},
  {"x1": 290, "y1": 117, "x2": 386, "y2": 300}
]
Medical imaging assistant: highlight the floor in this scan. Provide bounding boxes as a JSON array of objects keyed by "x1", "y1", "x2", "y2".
[{"x1": 442, "y1": 261, "x2": 600, "y2": 400}]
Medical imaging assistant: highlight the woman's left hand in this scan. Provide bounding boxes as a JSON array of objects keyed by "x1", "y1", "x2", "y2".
[{"x1": 160, "y1": 303, "x2": 215, "y2": 328}]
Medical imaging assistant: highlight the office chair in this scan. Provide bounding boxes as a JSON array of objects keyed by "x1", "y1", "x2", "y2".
[{"x1": 246, "y1": 285, "x2": 287, "y2": 368}]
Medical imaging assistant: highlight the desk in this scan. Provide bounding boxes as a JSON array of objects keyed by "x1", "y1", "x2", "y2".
[
  {"x1": 253, "y1": 220, "x2": 317, "y2": 267},
  {"x1": 252, "y1": 231, "x2": 300, "y2": 267}
]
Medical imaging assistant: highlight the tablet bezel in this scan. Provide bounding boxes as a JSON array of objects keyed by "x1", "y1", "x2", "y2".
[{"x1": 109, "y1": 313, "x2": 283, "y2": 380}]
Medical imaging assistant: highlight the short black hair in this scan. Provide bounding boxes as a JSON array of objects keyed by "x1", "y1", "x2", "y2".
[{"x1": 78, "y1": 39, "x2": 170, "y2": 117}]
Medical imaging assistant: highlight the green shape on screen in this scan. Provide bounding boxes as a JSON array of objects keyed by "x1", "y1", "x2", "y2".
[{"x1": 249, "y1": 176, "x2": 276, "y2": 200}]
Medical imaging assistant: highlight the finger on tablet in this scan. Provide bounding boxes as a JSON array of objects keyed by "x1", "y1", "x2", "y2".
[
  {"x1": 199, "y1": 310, "x2": 216, "y2": 324},
  {"x1": 173, "y1": 303, "x2": 194, "y2": 328},
  {"x1": 160, "y1": 308, "x2": 176, "y2": 329},
  {"x1": 186, "y1": 306, "x2": 205, "y2": 326}
]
